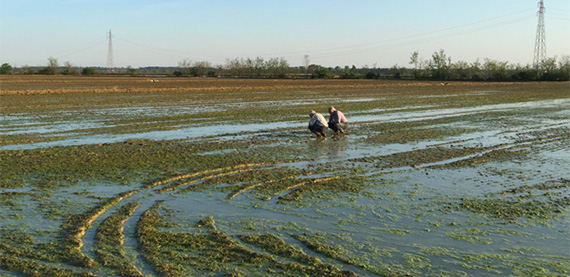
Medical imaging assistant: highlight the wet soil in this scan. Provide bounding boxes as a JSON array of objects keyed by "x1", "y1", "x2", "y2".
[{"x1": 0, "y1": 78, "x2": 568, "y2": 276}]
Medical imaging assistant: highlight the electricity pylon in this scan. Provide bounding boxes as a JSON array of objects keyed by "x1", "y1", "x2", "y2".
[
  {"x1": 533, "y1": 0, "x2": 546, "y2": 69},
  {"x1": 106, "y1": 30, "x2": 115, "y2": 73}
]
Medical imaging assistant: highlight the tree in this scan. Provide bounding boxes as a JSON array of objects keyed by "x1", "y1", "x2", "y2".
[
  {"x1": 277, "y1": 57, "x2": 290, "y2": 78},
  {"x1": 193, "y1": 61, "x2": 211, "y2": 77},
  {"x1": 48, "y1": 57, "x2": 58, "y2": 74},
  {"x1": 341, "y1": 65, "x2": 358, "y2": 79},
  {"x1": 450, "y1": 61, "x2": 469, "y2": 80},
  {"x1": 483, "y1": 58, "x2": 508, "y2": 80},
  {"x1": 365, "y1": 72, "x2": 378, "y2": 79},
  {"x1": 511, "y1": 63, "x2": 533, "y2": 80},
  {"x1": 244, "y1": 58, "x2": 255, "y2": 76},
  {"x1": 431, "y1": 49, "x2": 450, "y2": 79},
  {"x1": 314, "y1": 66, "x2": 332, "y2": 79},
  {"x1": 559, "y1": 56, "x2": 570, "y2": 81},
  {"x1": 126, "y1": 66, "x2": 137, "y2": 76},
  {"x1": 226, "y1": 58, "x2": 244, "y2": 77},
  {"x1": 62, "y1": 61, "x2": 77, "y2": 75},
  {"x1": 82, "y1": 67, "x2": 98, "y2": 75},
  {"x1": 540, "y1": 56, "x2": 564, "y2": 81},
  {"x1": 254, "y1": 57, "x2": 266, "y2": 76},
  {"x1": 469, "y1": 59, "x2": 483, "y2": 80},
  {"x1": 419, "y1": 59, "x2": 431, "y2": 78},
  {"x1": 409, "y1": 51, "x2": 419, "y2": 68},
  {"x1": 388, "y1": 64, "x2": 408, "y2": 79},
  {"x1": 0, "y1": 63, "x2": 13, "y2": 74},
  {"x1": 409, "y1": 51, "x2": 419, "y2": 78},
  {"x1": 21, "y1": 65, "x2": 34, "y2": 75},
  {"x1": 178, "y1": 59, "x2": 192, "y2": 76},
  {"x1": 40, "y1": 57, "x2": 59, "y2": 75},
  {"x1": 303, "y1": 54, "x2": 310, "y2": 76},
  {"x1": 542, "y1": 57, "x2": 558, "y2": 72},
  {"x1": 388, "y1": 64, "x2": 400, "y2": 79},
  {"x1": 266, "y1": 57, "x2": 289, "y2": 78}
]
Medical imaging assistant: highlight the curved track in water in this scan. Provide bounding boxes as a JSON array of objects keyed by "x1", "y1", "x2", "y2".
[{"x1": 1, "y1": 80, "x2": 568, "y2": 276}]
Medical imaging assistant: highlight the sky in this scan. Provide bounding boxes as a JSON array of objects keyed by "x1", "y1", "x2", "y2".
[{"x1": 0, "y1": 0, "x2": 569, "y2": 68}]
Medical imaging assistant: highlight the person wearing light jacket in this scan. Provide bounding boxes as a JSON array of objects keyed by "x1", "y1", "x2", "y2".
[{"x1": 308, "y1": 110, "x2": 328, "y2": 138}]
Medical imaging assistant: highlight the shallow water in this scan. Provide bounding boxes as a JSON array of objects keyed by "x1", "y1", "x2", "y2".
[
  {"x1": 1, "y1": 88, "x2": 568, "y2": 276},
  {"x1": 3, "y1": 98, "x2": 567, "y2": 151}
]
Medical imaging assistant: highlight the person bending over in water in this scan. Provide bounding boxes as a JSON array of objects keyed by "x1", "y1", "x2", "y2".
[
  {"x1": 328, "y1": 106, "x2": 348, "y2": 134},
  {"x1": 308, "y1": 110, "x2": 328, "y2": 138}
]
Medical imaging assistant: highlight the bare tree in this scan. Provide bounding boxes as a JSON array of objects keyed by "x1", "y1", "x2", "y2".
[
  {"x1": 178, "y1": 58, "x2": 192, "y2": 76},
  {"x1": 193, "y1": 61, "x2": 211, "y2": 77},
  {"x1": 226, "y1": 58, "x2": 243, "y2": 77},
  {"x1": 303, "y1": 54, "x2": 310, "y2": 76},
  {"x1": 254, "y1": 57, "x2": 266, "y2": 76},
  {"x1": 559, "y1": 56, "x2": 570, "y2": 79},
  {"x1": 409, "y1": 51, "x2": 419, "y2": 78},
  {"x1": 43, "y1": 57, "x2": 59, "y2": 75},
  {"x1": 63, "y1": 61, "x2": 76, "y2": 75}
]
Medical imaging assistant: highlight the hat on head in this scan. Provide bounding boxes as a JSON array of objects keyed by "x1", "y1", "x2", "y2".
[{"x1": 328, "y1": 106, "x2": 335, "y2": 111}]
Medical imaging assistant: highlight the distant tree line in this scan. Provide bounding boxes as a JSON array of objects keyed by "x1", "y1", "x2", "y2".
[
  {"x1": 403, "y1": 49, "x2": 570, "y2": 81},
  {"x1": 2, "y1": 50, "x2": 569, "y2": 81}
]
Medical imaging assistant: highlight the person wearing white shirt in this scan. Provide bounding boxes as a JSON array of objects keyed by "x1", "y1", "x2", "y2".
[{"x1": 308, "y1": 110, "x2": 328, "y2": 138}]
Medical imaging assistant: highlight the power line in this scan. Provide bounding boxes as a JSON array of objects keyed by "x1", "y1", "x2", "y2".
[
  {"x1": 50, "y1": 8, "x2": 548, "y2": 67},
  {"x1": 110, "y1": 9, "x2": 536, "y2": 65},
  {"x1": 55, "y1": 37, "x2": 107, "y2": 60},
  {"x1": 309, "y1": 15, "x2": 534, "y2": 60},
  {"x1": 254, "y1": 8, "x2": 536, "y2": 58},
  {"x1": 547, "y1": 16, "x2": 570, "y2": 21}
]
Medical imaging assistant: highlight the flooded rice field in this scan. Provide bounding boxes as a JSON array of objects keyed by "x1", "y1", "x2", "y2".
[{"x1": 0, "y1": 77, "x2": 569, "y2": 276}]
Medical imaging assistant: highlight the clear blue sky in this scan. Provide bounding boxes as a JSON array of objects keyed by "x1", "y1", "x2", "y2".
[{"x1": 1, "y1": 0, "x2": 569, "y2": 68}]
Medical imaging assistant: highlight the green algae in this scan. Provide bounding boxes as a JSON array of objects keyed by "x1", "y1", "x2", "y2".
[
  {"x1": 239, "y1": 233, "x2": 321, "y2": 265},
  {"x1": 277, "y1": 176, "x2": 367, "y2": 205},
  {"x1": 435, "y1": 148, "x2": 530, "y2": 169},
  {"x1": 238, "y1": 233, "x2": 361, "y2": 276},
  {"x1": 366, "y1": 126, "x2": 477, "y2": 144},
  {"x1": 0, "y1": 139, "x2": 304, "y2": 190},
  {"x1": 446, "y1": 228, "x2": 494, "y2": 245},
  {"x1": 136, "y1": 204, "x2": 359, "y2": 276},
  {"x1": 59, "y1": 189, "x2": 139, "y2": 268},
  {"x1": 95, "y1": 201, "x2": 142, "y2": 277},
  {"x1": 0, "y1": 133, "x2": 68, "y2": 147},
  {"x1": 496, "y1": 178, "x2": 570, "y2": 196},
  {"x1": 449, "y1": 197, "x2": 569, "y2": 223},
  {"x1": 1, "y1": 80, "x2": 569, "y2": 276},
  {"x1": 351, "y1": 146, "x2": 490, "y2": 169},
  {"x1": 0, "y1": 227, "x2": 95, "y2": 276},
  {"x1": 0, "y1": 253, "x2": 97, "y2": 277},
  {"x1": 403, "y1": 253, "x2": 432, "y2": 270},
  {"x1": 371, "y1": 227, "x2": 413, "y2": 236},
  {"x1": 292, "y1": 233, "x2": 357, "y2": 264}
]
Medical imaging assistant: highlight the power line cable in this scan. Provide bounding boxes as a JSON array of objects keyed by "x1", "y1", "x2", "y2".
[
  {"x1": 106, "y1": 9, "x2": 537, "y2": 63},
  {"x1": 55, "y1": 38, "x2": 107, "y2": 60},
  {"x1": 254, "y1": 8, "x2": 536, "y2": 57},
  {"x1": 310, "y1": 15, "x2": 535, "y2": 59},
  {"x1": 113, "y1": 37, "x2": 233, "y2": 62}
]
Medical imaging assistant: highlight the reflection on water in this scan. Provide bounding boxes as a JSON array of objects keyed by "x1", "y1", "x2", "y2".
[{"x1": 306, "y1": 135, "x2": 348, "y2": 160}]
